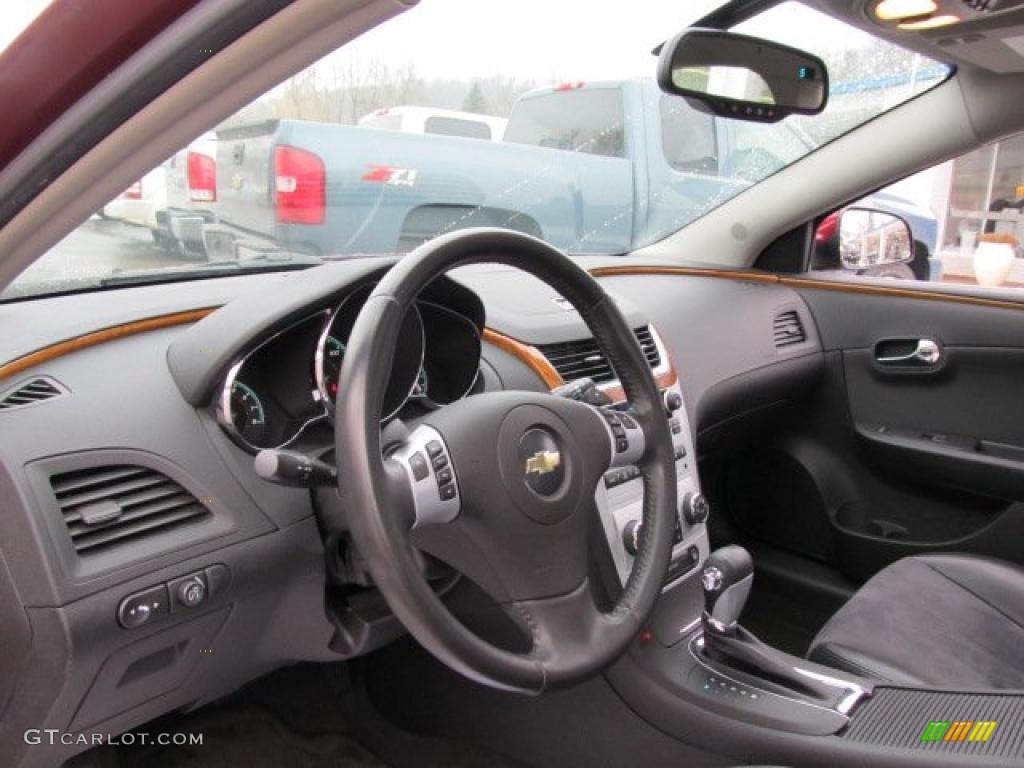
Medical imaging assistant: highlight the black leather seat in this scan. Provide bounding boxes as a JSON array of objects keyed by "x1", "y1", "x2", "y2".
[{"x1": 807, "y1": 554, "x2": 1024, "y2": 689}]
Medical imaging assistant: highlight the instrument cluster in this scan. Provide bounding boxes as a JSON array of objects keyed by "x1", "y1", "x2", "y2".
[{"x1": 216, "y1": 283, "x2": 482, "y2": 453}]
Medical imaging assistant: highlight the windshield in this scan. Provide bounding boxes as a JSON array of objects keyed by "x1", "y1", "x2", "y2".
[{"x1": 4, "y1": 0, "x2": 949, "y2": 300}]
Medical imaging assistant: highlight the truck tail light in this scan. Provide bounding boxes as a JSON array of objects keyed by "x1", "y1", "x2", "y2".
[
  {"x1": 274, "y1": 145, "x2": 325, "y2": 225},
  {"x1": 187, "y1": 151, "x2": 217, "y2": 202},
  {"x1": 123, "y1": 181, "x2": 142, "y2": 200}
]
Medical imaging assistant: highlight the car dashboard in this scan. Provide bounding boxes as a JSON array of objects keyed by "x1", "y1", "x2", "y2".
[{"x1": 0, "y1": 256, "x2": 823, "y2": 768}]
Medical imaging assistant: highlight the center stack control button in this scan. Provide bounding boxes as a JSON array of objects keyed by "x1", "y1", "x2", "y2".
[{"x1": 682, "y1": 492, "x2": 710, "y2": 525}]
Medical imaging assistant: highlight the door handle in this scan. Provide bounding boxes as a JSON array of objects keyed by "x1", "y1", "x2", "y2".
[{"x1": 876, "y1": 338, "x2": 942, "y2": 366}]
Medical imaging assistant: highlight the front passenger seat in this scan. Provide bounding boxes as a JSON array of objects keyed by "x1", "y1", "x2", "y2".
[{"x1": 807, "y1": 554, "x2": 1024, "y2": 689}]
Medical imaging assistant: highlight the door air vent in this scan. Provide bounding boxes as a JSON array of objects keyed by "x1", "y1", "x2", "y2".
[
  {"x1": 51, "y1": 465, "x2": 210, "y2": 554},
  {"x1": 773, "y1": 310, "x2": 807, "y2": 349},
  {"x1": 0, "y1": 377, "x2": 64, "y2": 411},
  {"x1": 537, "y1": 326, "x2": 661, "y2": 384}
]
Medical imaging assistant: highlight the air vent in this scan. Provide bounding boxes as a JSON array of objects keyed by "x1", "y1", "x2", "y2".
[
  {"x1": 0, "y1": 377, "x2": 64, "y2": 411},
  {"x1": 537, "y1": 327, "x2": 661, "y2": 384},
  {"x1": 773, "y1": 310, "x2": 807, "y2": 349},
  {"x1": 51, "y1": 465, "x2": 209, "y2": 554}
]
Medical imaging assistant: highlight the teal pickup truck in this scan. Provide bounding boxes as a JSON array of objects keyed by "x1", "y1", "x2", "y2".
[{"x1": 207, "y1": 79, "x2": 814, "y2": 258}]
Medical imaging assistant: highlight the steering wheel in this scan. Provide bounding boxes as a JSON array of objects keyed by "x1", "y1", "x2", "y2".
[{"x1": 335, "y1": 228, "x2": 676, "y2": 693}]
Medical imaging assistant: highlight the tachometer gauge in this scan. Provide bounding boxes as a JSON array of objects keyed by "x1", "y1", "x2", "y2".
[
  {"x1": 228, "y1": 380, "x2": 267, "y2": 446},
  {"x1": 319, "y1": 335, "x2": 346, "y2": 401}
]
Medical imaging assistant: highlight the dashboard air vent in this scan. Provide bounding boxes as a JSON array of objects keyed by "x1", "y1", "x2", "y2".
[
  {"x1": 0, "y1": 377, "x2": 64, "y2": 411},
  {"x1": 773, "y1": 310, "x2": 807, "y2": 349},
  {"x1": 537, "y1": 326, "x2": 661, "y2": 384},
  {"x1": 51, "y1": 465, "x2": 209, "y2": 554}
]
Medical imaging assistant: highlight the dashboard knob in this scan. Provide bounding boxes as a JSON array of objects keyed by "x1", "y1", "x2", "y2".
[
  {"x1": 622, "y1": 519, "x2": 642, "y2": 556},
  {"x1": 175, "y1": 577, "x2": 206, "y2": 609},
  {"x1": 682, "y1": 492, "x2": 709, "y2": 525},
  {"x1": 663, "y1": 390, "x2": 683, "y2": 413}
]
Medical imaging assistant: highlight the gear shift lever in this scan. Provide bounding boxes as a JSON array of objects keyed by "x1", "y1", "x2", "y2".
[
  {"x1": 698, "y1": 545, "x2": 841, "y2": 704},
  {"x1": 701, "y1": 545, "x2": 753, "y2": 635}
]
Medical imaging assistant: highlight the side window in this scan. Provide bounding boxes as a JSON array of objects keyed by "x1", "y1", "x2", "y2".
[
  {"x1": 360, "y1": 114, "x2": 402, "y2": 131},
  {"x1": 503, "y1": 88, "x2": 625, "y2": 158},
  {"x1": 810, "y1": 132, "x2": 1024, "y2": 288},
  {"x1": 424, "y1": 116, "x2": 491, "y2": 140},
  {"x1": 659, "y1": 94, "x2": 718, "y2": 175}
]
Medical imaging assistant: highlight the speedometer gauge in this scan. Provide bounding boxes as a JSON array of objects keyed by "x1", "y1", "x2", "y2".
[
  {"x1": 316, "y1": 285, "x2": 424, "y2": 419},
  {"x1": 228, "y1": 380, "x2": 266, "y2": 446}
]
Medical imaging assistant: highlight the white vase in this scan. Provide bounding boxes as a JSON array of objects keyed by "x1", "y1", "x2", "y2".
[{"x1": 973, "y1": 242, "x2": 1015, "y2": 287}]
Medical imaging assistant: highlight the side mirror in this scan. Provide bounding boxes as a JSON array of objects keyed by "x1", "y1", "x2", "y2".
[
  {"x1": 838, "y1": 208, "x2": 914, "y2": 270},
  {"x1": 656, "y1": 28, "x2": 828, "y2": 123}
]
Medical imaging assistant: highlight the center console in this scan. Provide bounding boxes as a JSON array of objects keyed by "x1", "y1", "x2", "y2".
[{"x1": 594, "y1": 379, "x2": 708, "y2": 605}]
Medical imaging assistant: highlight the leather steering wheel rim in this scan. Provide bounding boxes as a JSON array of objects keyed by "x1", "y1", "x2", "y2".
[{"x1": 335, "y1": 228, "x2": 676, "y2": 693}]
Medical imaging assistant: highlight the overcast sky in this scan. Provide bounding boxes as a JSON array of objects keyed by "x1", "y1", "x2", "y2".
[
  {"x1": 319, "y1": 0, "x2": 724, "y2": 81},
  {"x1": 2, "y1": 1, "x2": 876, "y2": 80},
  {"x1": 0, "y1": 0, "x2": 52, "y2": 53}
]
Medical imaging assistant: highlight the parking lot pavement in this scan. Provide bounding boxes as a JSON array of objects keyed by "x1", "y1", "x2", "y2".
[{"x1": 12, "y1": 215, "x2": 196, "y2": 288}]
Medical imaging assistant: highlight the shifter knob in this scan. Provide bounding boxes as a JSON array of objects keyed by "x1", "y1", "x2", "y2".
[{"x1": 701, "y1": 545, "x2": 753, "y2": 634}]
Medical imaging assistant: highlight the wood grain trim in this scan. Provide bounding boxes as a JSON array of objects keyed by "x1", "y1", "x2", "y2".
[
  {"x1": 597, "y1": 365, "x2": 678, "y2": 404},
  {"x1": 0, "y1": 307, "x2": 217, "y2": 381},
  {"x1": 481, "y1": 324, "x2": 679, "y2": 401},
  {"x1": 481, "y1": 328, "x2": 564, "y2": 389},
  {"x1": 590, "y1": 264, "x2": 1024, "y2": 312},
  {"x1": 590, "y1": 265, "x2": 779, "y2": 284},
  {"x1": 777, "y1": 276, "x2": 1024, "y2": 312}
]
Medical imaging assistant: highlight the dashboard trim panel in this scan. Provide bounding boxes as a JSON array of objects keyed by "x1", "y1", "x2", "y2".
[
  {"x1": 8, "y1": 269, "x2": 1024, "y2": 387},
  {"x1": 0, "y1": 306, "x2": 217, "y2": 381}
]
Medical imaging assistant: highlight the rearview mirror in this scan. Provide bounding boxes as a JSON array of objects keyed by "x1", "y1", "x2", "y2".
[
  {"x1": 656, "y1": 28, "x2": 828, "y2": 123},
  {"x1": 838, "y1": 208, "x2": 913, "y2": 270}
]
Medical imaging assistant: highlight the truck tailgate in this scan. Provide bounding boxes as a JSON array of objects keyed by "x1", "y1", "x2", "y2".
[{"x1": 215, "y1": 121, "x2": 278, "y2": 238}]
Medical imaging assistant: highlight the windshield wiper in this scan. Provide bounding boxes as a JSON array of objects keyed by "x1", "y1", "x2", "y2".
[{"x1": 98, "y1": 252, "x2": 323, "y2": 287}]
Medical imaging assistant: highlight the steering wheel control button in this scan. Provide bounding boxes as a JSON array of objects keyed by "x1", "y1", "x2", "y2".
[
  {"x1": 599, "y1": 406, "x2": 645, "y2": 467},
  {"x1": 117, "y1": 585, "x2": 169, "y2": 629},
  {"x1": 168, "y1": 572, "x2": 208, "y2": 612},
  {"x1": 604, "y1": 465, "x2": 640, "y2": 488},
  {"x1": 409, "y1": 451, "x2": 429, "y2": 481},
  {"x1": 391, "y1": 426, "x2": 461, "y2": 525},
  {"x1": 682, "y1": 492, "x2": 710, "y2": 525},
  {"x1": 519, "y1": 428, "x2": 566, "y2": 499}
]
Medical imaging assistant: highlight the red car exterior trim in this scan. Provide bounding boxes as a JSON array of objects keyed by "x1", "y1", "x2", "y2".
[{"x1": 0, "y1": 0, "x2": 201, "y2": 172}]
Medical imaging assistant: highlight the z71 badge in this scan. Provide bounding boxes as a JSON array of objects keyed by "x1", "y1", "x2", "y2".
[{"x1": 361, "y1": 165, "x2": 418, "y2": 186}]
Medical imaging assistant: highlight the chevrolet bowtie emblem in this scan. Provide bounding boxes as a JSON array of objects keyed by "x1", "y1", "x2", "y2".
[{"x1": 525, "y1": 450, "x2": 561, "y2": 476}]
